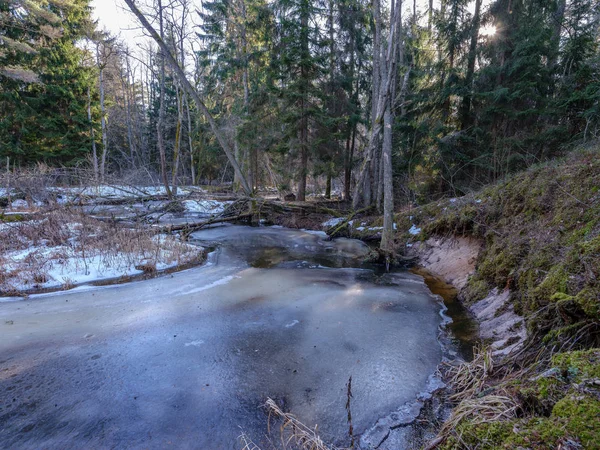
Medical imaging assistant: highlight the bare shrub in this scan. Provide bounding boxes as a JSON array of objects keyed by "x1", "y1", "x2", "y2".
[{"x1": 0, "y1": 207, "x2": 203, "y2": 294}]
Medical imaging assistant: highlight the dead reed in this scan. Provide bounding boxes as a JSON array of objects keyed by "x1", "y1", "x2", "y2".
[{"x1": 265, "y1": 398, "x2": 339, "y2": 450}]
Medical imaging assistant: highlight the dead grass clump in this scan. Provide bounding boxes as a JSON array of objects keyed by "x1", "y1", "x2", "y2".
[
  {"x1": 135, "y1": 262, "x2": 157, "y2": 274},
  {"x1": 439, "y1": 395, "x2": 518, "y2": 437},
  {"x1": 238, "y1": 431, "x2": 262, "y2": 450},
  {"x1": 265, "y1": 398, "x2": 338, "y2": 450},
  {"x1": 447, "y1": 345, "x2": 494, "y2": 402},
  {"x1": 425, "y1": 346, "x2": 521, "y2": 448}
]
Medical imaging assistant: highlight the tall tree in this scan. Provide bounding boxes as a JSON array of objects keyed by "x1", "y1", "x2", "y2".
[{"x1": 124, "y1": 0, "x2": 253, "y2": 195}]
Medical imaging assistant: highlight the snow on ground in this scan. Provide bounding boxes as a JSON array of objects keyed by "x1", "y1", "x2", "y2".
[
  {"x1": 46, "y1": 185, "x2": 203, "y2": 202},
  {"x1": 1, "y1": 238, "x2": 203, "y2": 294},
  {"x1": 10, "y1": 199, "x2": 28, "y2": 209},
  {"x1": 182, "y1": 199, "x2": 231, "y2": 214},
  {"x1": 409, "y1": 224, "x2": 422, "y2": 235},
  {"x1": 322, "y1": 217, "x2": 344, "y2": 227},
  {"x1": 0, "y1": 212, "x2": 204, "y2": 295}
]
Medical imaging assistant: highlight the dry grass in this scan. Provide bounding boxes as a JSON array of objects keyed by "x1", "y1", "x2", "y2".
[
  {"x1": 426, "y1": 346, "x2": 520, "y2": 449},
  {"x1": 447, "y1": 345, "x2": 494, "y2": 402},
  {"x1": 0, "y1": 208, "x2": 204, "y2": 294},
  {"x1": 238, "y1": 430, "x2": 262, "y2": 450},
  {"x1": 265, "y1": 398, "x2": 340, "y2": 450},
  {"x1": 439, "y1": 394, "x2": 519, "y2": 436}
]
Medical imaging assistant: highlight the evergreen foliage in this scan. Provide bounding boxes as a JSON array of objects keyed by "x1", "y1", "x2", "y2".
[{"x1": 0, "y1": 0, "x2": 97, "y2": 165}]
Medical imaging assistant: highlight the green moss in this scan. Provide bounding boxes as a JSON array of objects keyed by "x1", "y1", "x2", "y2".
[
  {"x1": 552, "y1": 349, "x2": 600, "y2": 381},
  {"x1": 442, "y1": 417, "x2": 568, "y2": 449},
  {"x1": 442, "y1": 405, "x2": 600, "y2": 450},
  {"x1": 552, "y1": 394, "x2": 600, "y2": 448},
  {"x1": 462, "y1": 278, "x2": 491, "y2": 304},
  {"x1": 400, "y1": 145, "x2": 600, "y2": 351},
  {"x1": 533, "y1": 265, "x2": 570, "y2": 302},
  {"x1": 0, "y1": 214, "x2": 25, "y2": 223},
  {"x1": 574, "y1": 287, "x2": 599, "y2": 317}
]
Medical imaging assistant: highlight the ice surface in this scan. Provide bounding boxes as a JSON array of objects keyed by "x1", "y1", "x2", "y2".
[{"x1": 0, "y1": 226, "x2": 443, "y2": 448}]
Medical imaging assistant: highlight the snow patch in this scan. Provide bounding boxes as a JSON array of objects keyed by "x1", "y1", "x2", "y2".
[
  {"x1": 11, "y1": 199, "x2": 28, "y2": 209},
  {"x1": 408, "y1": 225, "x2": 422, "y2": 236},
  {"x1": 183, "y1": 200, "x2": 231, "y2": 214},
  {"x1": 322, "y1": 217, "x2": 344, "y2": 228}
]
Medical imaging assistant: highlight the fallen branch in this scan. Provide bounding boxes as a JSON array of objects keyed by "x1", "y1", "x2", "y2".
[{"x1": 157, "y1": 213, "x2": 253, "y2": 235}]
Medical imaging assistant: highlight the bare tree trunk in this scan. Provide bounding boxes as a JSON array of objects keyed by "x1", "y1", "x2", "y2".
[
  {"x1": 380, "y1": 101, "x2": 395, "y2": 253},
  {"x1": 156, "y1": 0, "x2": 172, "y2": 199},
  {"x1": 376, "y1": 145, "x2": 384, "y2": 211},
  {"x1": 298, "y1": 117, "x2": 308, "y2": 201},
  {"x1": 459, "y1": 0, "x2": 482, "y2": 130},
  {"x1": 172, "y1": 88, "x2": 183, "y2": 196},
  {"x1": 122, "y1": 62, "x2": 136, "y2": 168},
  {"x1": 98, "y1": 53, "x2": 108, "y2": 181},
  {"x1": 239, "y1": 0, "x2": 255, "y2": 192},
  {"x1": 184, "y1": 94, "x2": 196, "y2": 185},
  {"x1": 233, "y1": 138, "x2": 241, "y2": 189},
  {"x1": 381, "y1": 0, "x2": 403, "y2": 254},
  {"x1": 297, "y1": 0, "x2": 310, "y2": 202},
  {"x1": 364, "y1": 0, "x2": 382, "y2": 208},
  {"x1": 343, "y1": 21, "x2": 359, "y2": 202},
  {"x1": 345, "y1": 121, "x2": 357, "y2": 200},
  {"x1": 352, "y1": 0, "x2": 400, "y2": 209},
  {"x1": 87, "y1": 87, "x2": 99, "y2": 182},
  {"x1": 428, "y1": 0, "x2": 434, "y2": 31},
  {"x1": 124, "y1": 0, "x2": 252, "y2": 196}
]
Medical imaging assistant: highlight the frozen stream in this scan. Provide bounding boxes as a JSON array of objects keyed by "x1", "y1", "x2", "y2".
[{"x1": 0, "y1": 225, "x2": 445, "y2": 449}]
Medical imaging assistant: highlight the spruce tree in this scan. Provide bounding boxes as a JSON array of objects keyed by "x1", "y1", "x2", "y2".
[{"x1": 0, "y1": 0, "x2": 97, "y2": 164}]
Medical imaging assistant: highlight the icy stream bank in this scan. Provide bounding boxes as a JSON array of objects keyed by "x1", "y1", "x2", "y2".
[{"x1": 0, "y1": 225, "x2": 446, "y2": 449}]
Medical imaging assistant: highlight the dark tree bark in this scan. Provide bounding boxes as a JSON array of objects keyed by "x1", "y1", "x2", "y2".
[{"x1": 459, "y1": 0, "x2": 482, "y2": 130}]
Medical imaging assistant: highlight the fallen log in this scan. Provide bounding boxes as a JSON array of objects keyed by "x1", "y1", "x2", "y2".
[{"x1": 156, "y1": 213, "x2": 254, "y2": 235}]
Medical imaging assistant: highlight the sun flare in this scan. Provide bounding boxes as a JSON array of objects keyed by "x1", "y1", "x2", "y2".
[{"x1": 480, "y1": 25, "x2": 497, "y2": 37}]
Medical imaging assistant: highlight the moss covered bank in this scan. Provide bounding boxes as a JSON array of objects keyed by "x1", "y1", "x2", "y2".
[{"x1": 396, "y1": 145, "x2": 600, "y2": 449}]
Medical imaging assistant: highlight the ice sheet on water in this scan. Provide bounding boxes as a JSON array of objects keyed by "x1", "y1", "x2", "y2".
[{"x1": 0, "y1": 225, "x2": 446, "y2": 449}]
